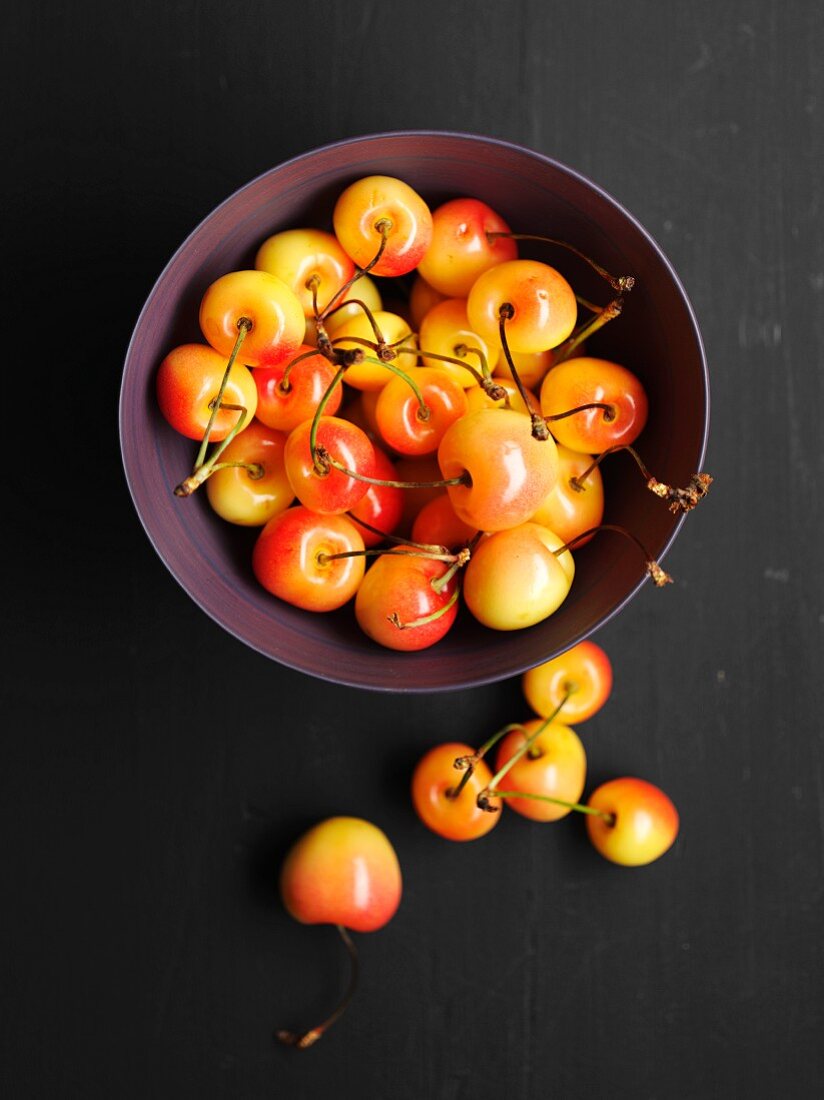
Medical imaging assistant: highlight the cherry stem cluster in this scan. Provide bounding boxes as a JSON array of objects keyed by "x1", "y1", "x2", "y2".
[{"x1": 570, "y1": 445, "x2": 713, "y2": 514}]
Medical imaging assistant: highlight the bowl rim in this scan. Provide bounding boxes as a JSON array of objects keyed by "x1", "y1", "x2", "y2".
[{"x1": 120, "y1": 130, "x2": 709, "y2": 691}]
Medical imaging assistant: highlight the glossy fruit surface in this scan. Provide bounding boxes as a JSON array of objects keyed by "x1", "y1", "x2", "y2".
[
  {"x1": 376, "y1": 368, "x2": 468, "y2": 456},
  {"x1": 253, "y1": 345, "x2": 342, "y2": 433},
  {"x1": 284, "y1": 416, "x2": 375, "y2": 514},
  {"x1": 586, "y1": 778, "x2": 679, "y2": 866},
  {"x1": 411, "y1": 743, "x2": 501, "y2": 840},
  {"x1": 522, "y1": 640, "x2": 613, "y2": 723},
  {"x1": 199, "y1": 269, "x2": 305, "y2": 368},
  {"x1": 347, "y1": 446, "x2": 404, "y2": 546},
  {"x1": 417, "y1": 197, "x2": 518, "y2": 296},
  {"x1": 418, "y1": 298, "x2": 495, "y2": 387},
  {"x1": 467, "y1": 260, "x2": 577, "y2": 353},
  {"x1": 156, "y1": 343, "x2": 258, "y2": 441},
  {"x1": 323, "y1": 276, "x2": 383, "y2": 335},
  {"x1": 332, "y1": 311, "x2": 417, "y2": 391},
  {"x1": 355, "y1": 548, "x2": 459, "y2": 650},
  {"x1": 205, "y1": 419, "x2": 293, "y2": 526},
  {"x1": 255, "y1": 228, "x2": 355, "y2": 317},
  {"x1": 280, "y1": 817, "x2": 402, "y2": 932},
  {"x1": 494, "y1": 720, "x2": 586, "y2": 821},
  {"x1": 540, "y1": 357, "x2": 648, "y2": 453},
  {"x1": 411, "y1": 493, "x2": 478, "y2": 549},
  {"x1": 333, "y1": 175, "x2": 433, "y2": 276},
  {"x1": 529, "y1": 445, "x2": 604, "y2": 547}
]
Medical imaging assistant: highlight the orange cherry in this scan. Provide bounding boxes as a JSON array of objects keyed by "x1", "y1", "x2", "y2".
[
  {"x1": 332, "y1": 311, "x2": 417, "y2": 391},
  {"x1": 586, "y1": 779, "x2": 679, "y2": 866},
  {"x1": 284, "y1": 416, "x2": 375, "y2": 514},
  {"x1": 409, "y1": 274, "x2": 447, "y2": 329},
  {"x1": 540, "y1": 357, "x2": 648, "y2": 453},
  {"x1": 375, "y1": 367, "x2": 468, "y2": 456},
  {"x1": 467, "y1": 260, "x2": 577, "y2": 353},
  {"x1": 255, "y1": 228, "x2": 355, "y2": 317},
  {"x1": 333, "y1": 175, "x2": 433, "y2": 277},
  {"x1": 411, "y1": 494, "x2": 478, "y2": 550},
  {"x1": 347, "y1": 446, "x2": 404, "y2": 546},
  {"x1": 156, "y1": 343, "x2": 258, "y2": 441},
  {"x1": 253, "y1": 344, "x2": 342, "y2": 433},
  {"x1": 417, "y1": 197, "x2": 518, "y2": 297},
  {"x1": 205, "y1": 419, "x2": 293, "y2": 526},
  {"x1": 199, "y1": 269, "x2": 305, "y2": 368},
  {"x1": 418, "y1": 298, "x2": 495, "y2": 387},
  {"x1": 411, "y1": 743, "x2": 501, "y2": 840},
  {"x1": 522, "y1": 640, "x2": 613, "y2": 723},
  {"x1": 494, "y1": 720, "x2": 586, "y2": 821},
  {"x1": 494, "y1": 346, "x2": 554, "y2": 390},
  {"x1": 529, "y1": 444, "x2": 605, "y2": 546}
]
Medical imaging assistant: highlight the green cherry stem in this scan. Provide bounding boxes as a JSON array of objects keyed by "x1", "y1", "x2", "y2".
[
  {"x1": 498, "y1": 305, "x2": 550, "y2": 440},
  {"x1": 430, "y1": 548, "x2": 471, "y2": 594},
  {"x1": 493, "y1": 789, "x2": 614, "y2": 822},
  {"x1": 194, "y1": 317, "x2": 252, "y2": 470},
  {"x1": 321, "y1": 452, "x2": 470, "y2": 491},
  {"x1": 175, "y1": 401, "x2": 252, "y2": 496},
  {"x1": 552, "y1": 295, "x2": 625, "y2": 364},
  {"x1": 389, "y1": 584, "x2": 460, "y2": 631},
  {"x1": 318, "y1": 220, "x2": 392, "y2": 322},
  {"x1": 318, "y1": 548, "x2": 463, "y2": 566},
  {"x1": 553, "y1": 525, "x2": 674, "y2": 587},
  {"x1": 276, "y1": 924, "x2": 359, "y2": 1050},
  {"x1": 308, "y1": 364, "x2": 347, "y2": 475},
  {"x1": 448, "y1": 723, "x2": 528, "y2": 801},
  {"x1": 486, "y1": 232, "x2": 635, "y2": 294},
  {"x1": 361, "y1": 356, "x2": 430, "y2": 418}
]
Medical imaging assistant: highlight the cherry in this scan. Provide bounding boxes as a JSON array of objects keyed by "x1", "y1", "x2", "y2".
[
  {"x1": 540, "y1": 356, "x2": 648, "y2": 453},
  {"x1": 411, "y1": 743, "x2": 501, "y2": 840},
  {"x1": 411, "y1": 493, "x2": 477, "y2": 550},
  {"x1": 493, "y1": 346, "x2": 554, "y2": 391},
  {"x1": 462, "y1": 522, "x2": 574, "y2": 630},
  {"x1": 494, "y1": 720, "x2": 587, "y2": 822},
  {"x1": 252, "y1": 506, "x2": 365, "y2": 612},
  {"x1": 156, "y1": 343, "x2": 257, "y2": 442},
  {"x1": 529, "y1": 444, "x2": 605, "y2": 547},
  {"x1": 253, "y1": 344, "x2": 343, "y2": 433},
  {"x1": 354, "y1": 546, "x2": 461, "y2": 651},
  {"x1": 437, "y1": 408, "x2": 559, "y2": 531},
  {"x1": 205, "y1": 419, "x2": 293, "y2": 526},
  {"x1": 467, "y1": 259, "x2": 577, "y2": 354},
  {"x1": 323, "y1": 275, "x2": 383, "y2": 336},
  {"x1": 375, "y1": 367, "x2": 468, "y2": 456},
  {"x1": 331, "y1": 310, "x2": 417, "y2": 391},
  {"x1": 333, "y1": 175, "x2": 433, "y2": 277},
  {"x1": 417, "y1": 196, "x2": 518, "y2": 297},
  {"x1": 408, "y1": 274, "x2": 447, "y2": 328},
  {"x1": 284, "y1": 416, "x2": 376, "y2": 514},
  {"x1": 585, "y1": 778, "x2": 679, "y2": 866},
  {"x1": 347, "y1": 446, "x2": 404, "y2": 547},
  {"x1": 255, "y1": 227, "x2": 355, "y2": 317},
  {"x1": 278, "y1": 817, "x2": 402, "y2": 1048},
  {"x1": 418, "y1": 298, "x2": 495, "y2": 387},
  {"x1": 199, "y1": 269, "x2": 305, "y2": 368},
  {"x1": 522, "y1": 640, "x2": 613, "y2": 724}
]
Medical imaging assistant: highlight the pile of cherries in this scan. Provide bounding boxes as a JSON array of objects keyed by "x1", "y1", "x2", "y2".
[
  {"x1": 277, "y1": 638, "x2": 679, "y2": 1048},
  {"x1": 156, "y1": 174, "x2": 711, "y2": 650}
]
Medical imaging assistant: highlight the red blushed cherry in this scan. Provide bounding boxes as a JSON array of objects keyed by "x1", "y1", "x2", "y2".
[
  {"x1": 255, "y1": 228, "x2": 355, "y2": 317},
  {"x1": 585, "y1": 778, "x2": 680, "y2": 866},
  {"x1": 375, "y1": 368, "x2": 468, "y2": 456},
  {"x1": 199, "y1": 269, "x2": 305, "y2": 368},
  {"x1": 284, "y1": 416, "x2": 376, "y2": 514},
  {"x1": 253, "y1": 345, "x2": 343, "y2": 433},
  {"x1": 467, "y1": 260, "x2": 577, "y2": 353},
  {"x1": 411, "y1": 743, "x2": 501, "y2": 841},
  {"x1": 156, "y1": 343, "x2": 258, "y2": 441},
  {"x1": 205, "y1": 419, "x2": 293, "y2": 526},
  {"x1": 411, "y1": 494, "x2": 478, "y2": 550},
  {"x1": 333, "y1": 175, "x2": 433, "y2": 277},
  {"x1": 438, "y1": 407, "x2": 559, "y2": 532},
  {"x1": 347, "y1": 446, "x2": 404, "y2": 547},
  {"x1": 522, "y1": 640, "x2": 613, "y2": 724},
  {"x1": 494, "y1": 721, "x2": 587, "y2": 822},
  {"x1": 252, "y1": 506, "x2": 365, "y2": 612},
  {"x1": 355, "y1": 547, "x2": 459, "y2": 651},
  {"x1": 529, "y1": 444, "x2": 605, "y2": 547},
  {"x1": 540, "y1": 357, "x2": 649, "y2": 453},
  {"x1": 417, "y1": 197, "x2": 518, "y2": 297},
  {"x1": 278, "y1": 817, "x2": 402, "y2": 1049}
]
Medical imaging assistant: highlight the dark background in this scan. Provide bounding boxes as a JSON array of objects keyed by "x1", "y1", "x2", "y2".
[{"x1": 3, "y1": 1, "x2": 823, "y2": 1096}]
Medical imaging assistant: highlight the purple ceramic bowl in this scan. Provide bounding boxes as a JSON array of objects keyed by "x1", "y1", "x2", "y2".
[{"x1": 120, "y1": 131, "x2": 708, "y2": 692}]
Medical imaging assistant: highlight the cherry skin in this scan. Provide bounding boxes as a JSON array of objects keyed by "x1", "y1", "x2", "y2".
[
  {"x1": 494, "y1": 720, "x2": 586, "y2": 821},
  {"x1": 332, "y1": 311, "x2": 417, "y2": 391},
  {"x1": 418, "y1": 298, "x2": 495, "y2": 387},
  {"x1": 393, "y1": 455, "x2": 445, "y2": 535},
  {"x1": 355, "y1": 547, "x2": 459, "y2": 651},
  {"x1": 205, "y1": 419, "x2": 293, "y2": 526},
  {"x1": 494, "y1": 346, "x2": 554, "y2": 391},
  {"x1": 199, "y1": 269, "x2": 305, "y2": 368},
  {"x1": 529, "y1": 444, "x2": 605, "y2": 547},
  {"x1": 411, "y1": 493, "x2": 478, "y2": 550},
  {"x1": 375, "y1": 368, "x2": 468, "y2": 456},
  {"x1": 438, "y1": 407, "x2": 559, "y2": 532},
  {"x1": 347, "y1": 446, "x2": 404, "y2": 547},
  {"x1": 281, "y1": 817, "x2": 402, "y2": 933},
  {"x1": 586, "y1": 778, "x2": 679, "y2": 866},
  {"x1": 284, "y1": 416, "x2": 376, "y2": 514},
  {"x1": 467, "y1": 260, "x2": 577, "y2": 353},
  {"x1": 522, "y1": 640, "x2": 613, "y2": 724},
  {"x1": 462, "y1": 523, "x2": 575, "y2": 630},
  {"x1": 411, "y1": 743, "x2": 501, "y2": 841},
  {"x1": 252, "y1": 506, "x2": 365, "y2": 612},
  {"x1": 254, "y1": 228, "x2": 355, "y2": 317},
  {"x1": 417, "y1": 197, "x2": 518, "y2": 297},
  {"x1": 408, "y1": 274, "x2": 447, "y2": 329},
  {"x1": 323, "y1": 275, "x2": 382, "y2": 336},
  {"x1": 156, "y1": 343, "x2": 258, "y2": 441},
  {"x1": 333, "y1": 175, "x2": 433, "y2": 277},
  {"x1": 253, "y1": 345, "x2": 342, "y2": 433},
  {"x1": 540, "y1": 356, "x2": 649, "y2": 453}
]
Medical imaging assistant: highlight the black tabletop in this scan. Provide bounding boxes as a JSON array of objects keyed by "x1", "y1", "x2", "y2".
[{"x1": 4, "y1": 2, "x2": 823, "y2": 1096}]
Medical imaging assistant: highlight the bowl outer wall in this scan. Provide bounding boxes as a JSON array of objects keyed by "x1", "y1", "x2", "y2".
[{"x1": 120, "y1": 131, "x2": 709, "y2": 692}]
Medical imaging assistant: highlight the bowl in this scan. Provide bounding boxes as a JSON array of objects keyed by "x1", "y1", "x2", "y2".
[{"x1": 120, "y1": 131, "x2": 708, "y2": 692}]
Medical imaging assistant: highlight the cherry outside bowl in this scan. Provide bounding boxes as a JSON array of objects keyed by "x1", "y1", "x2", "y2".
[{"x1": 120, "y1": 131, "x2": 708, "y2": 692}]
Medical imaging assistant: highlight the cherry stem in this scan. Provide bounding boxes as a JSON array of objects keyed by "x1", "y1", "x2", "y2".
[
  {"x1": 318, "y1": 547, "x2": 462, "y2": 565},
  {"x1": 322, "y1": 452, "x2": 470, "y2": 491},
  {"x1": 448, "y1": 723, "x2": 528, "y2": 801},
  {"x1": 318, "y1": 220, "x2": 392, "y2": 322},
  {"x1": 570, "y1": 446, "x2": 713, "y2": 513},
  {"x1": 309, "y1": 364, "x2": 347, "y2": 475},
  {"x1": 494, "y1": 789, "x2": 615, "y2": 822},
  {"x1": 498, "y1": 305, "x2": 549, "y2": 440},
  {"x1": 346, "y1": 513, "x2": 447, "y2": 554},
  {"x1": 544, "y1": 402, "x2": 615, "y2": 424},
  {"x1": 553, "y1": 295, "x2": 624, "y2": 364},
  {"x1": 396, "y1": 346, "x2": 485, "y2": 388},
  {"x1": 453, "y1": 343, "x2": 492, "y2": 380},
  {"x1": 486, "y1": 232, "x2": 635, "y2": 294},
  {"x1": 280, "y1": 347, "x2": 326, "y2": 391},
  {"x1": 194, "y1": 318, "x2": 251, "y2": 471},
  {"x1": 479, "y1": 690, "x2": 573, "y2": 808},
  {"x1": 361, "y1": 356, "x2": 429, "y2": 418},
  {"x1": 174, "y1": 401, "x2": 251, "y2": 496},
  {"x1": 430, "y1": 548, "x2": 471, "y2": 594},
  {"x1": 276, "y1": 924, "x2": 358, "y2": 1050},
  {"x1": 388, "y1": 584, "x2": 460, "y2": 631},
  {"x1": 325, "y1": 297, "x2": 385, "y2": 344},
  {"x1": 575, "y1": 294, "x2": 602, "y2": 313},
  {"x1": 553, "y1": 524, "x2": 674, "y2": 587}
]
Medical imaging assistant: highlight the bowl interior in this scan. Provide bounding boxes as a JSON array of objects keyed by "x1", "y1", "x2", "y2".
[{"x1": 120, "y1": 132, "x2": 708, "y2": 691}]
